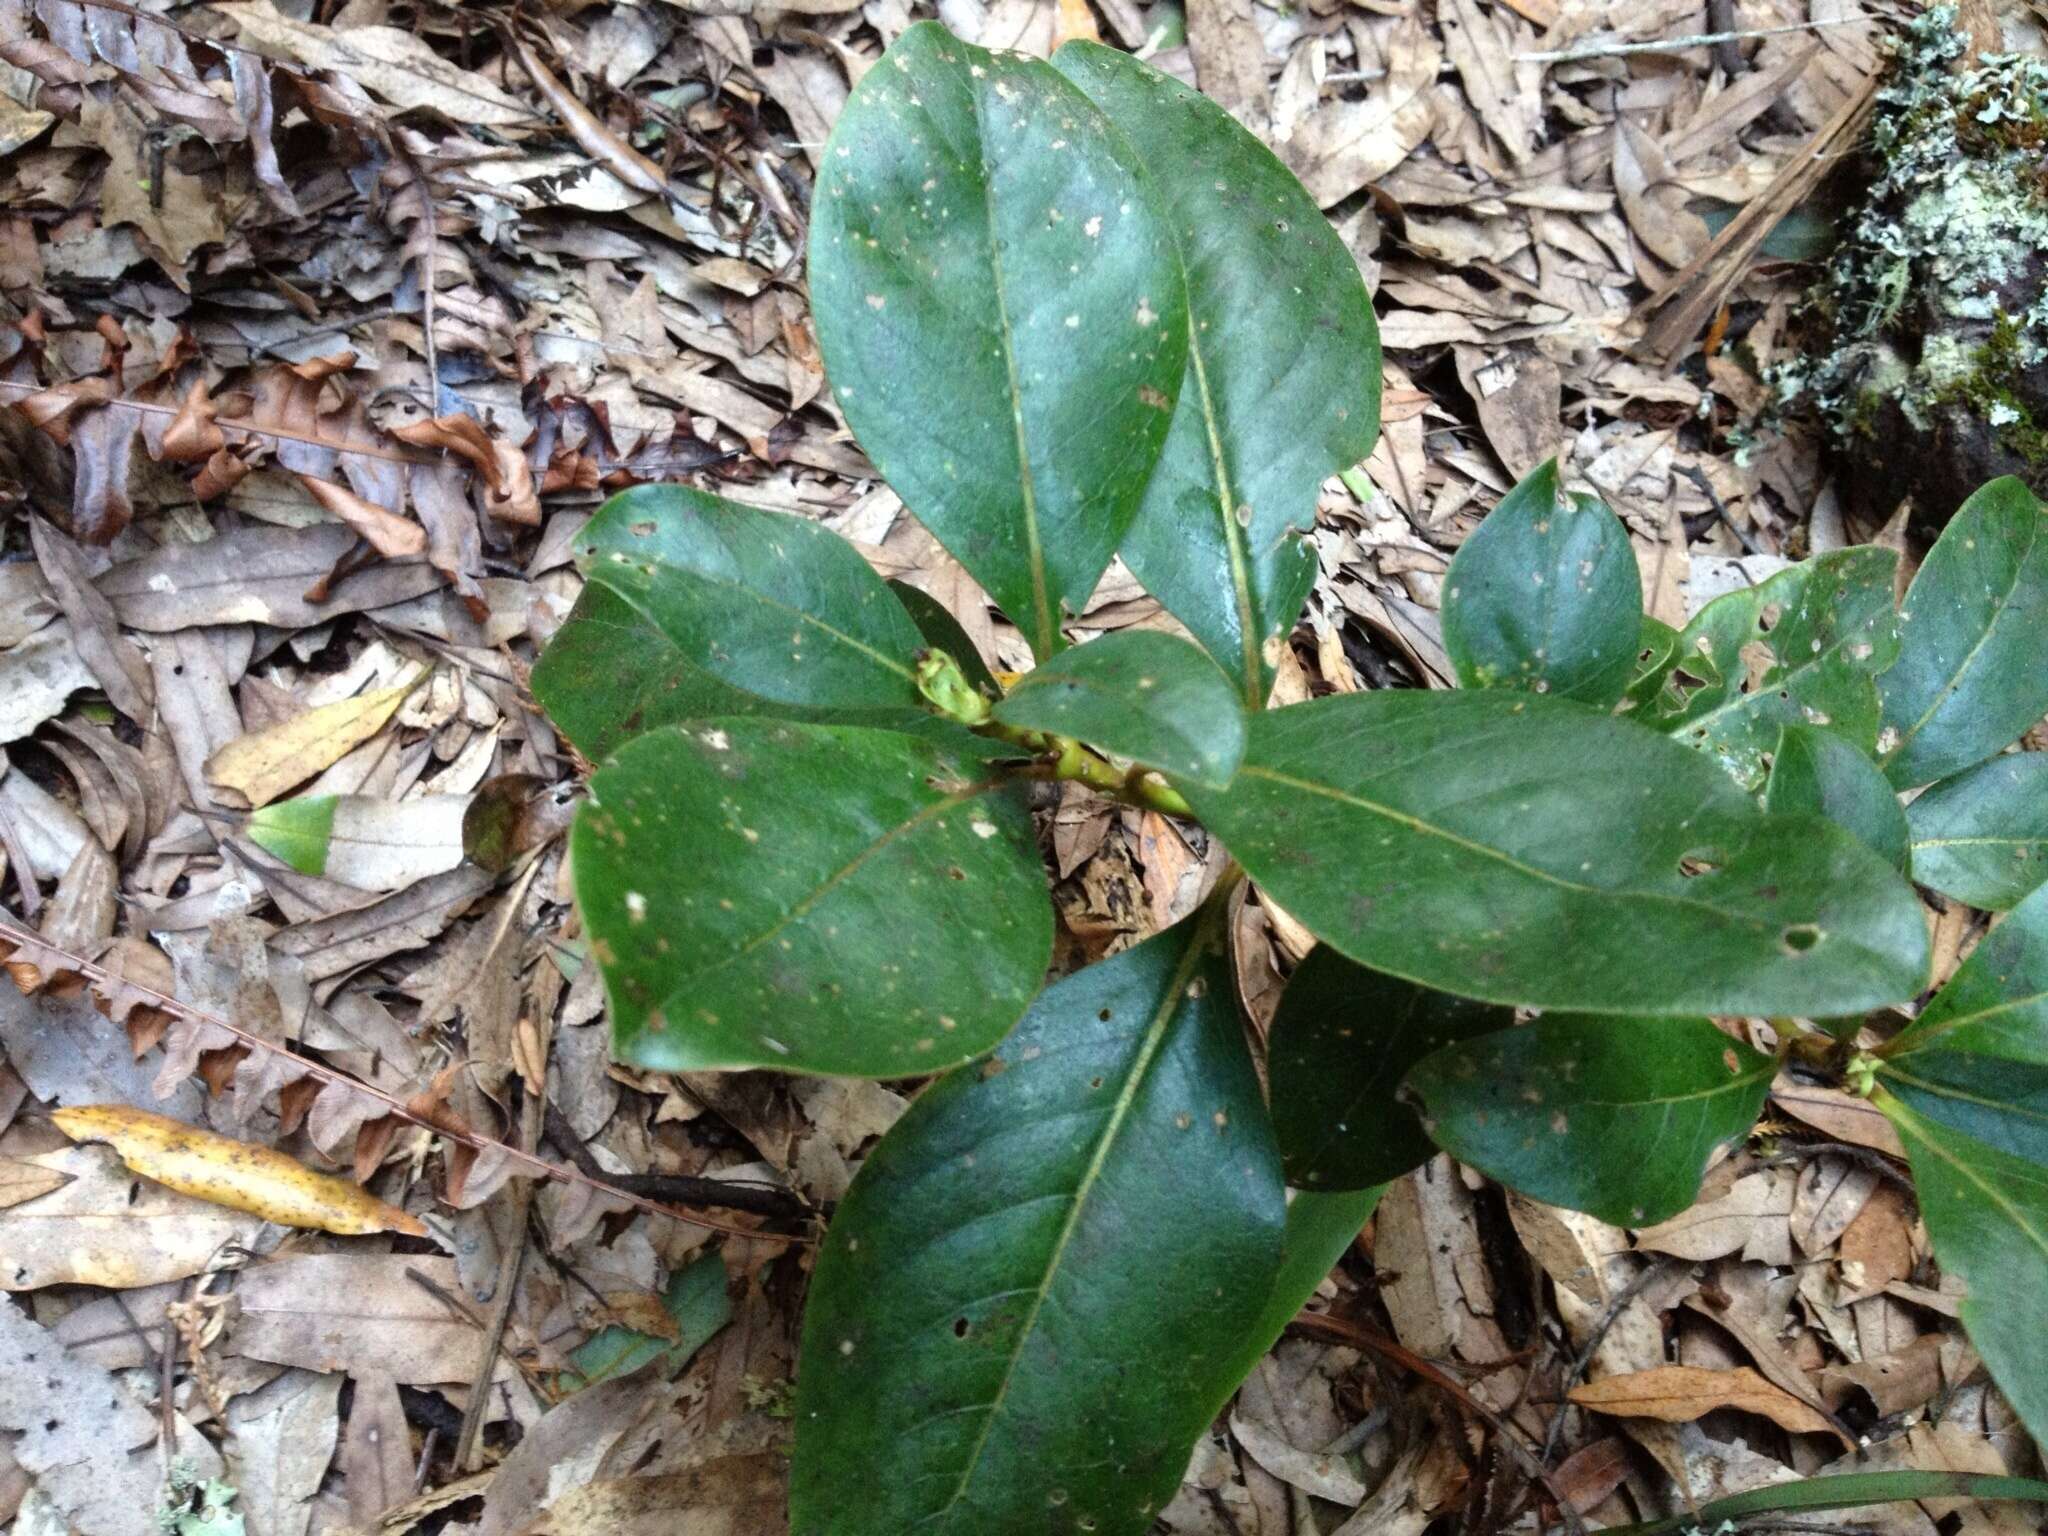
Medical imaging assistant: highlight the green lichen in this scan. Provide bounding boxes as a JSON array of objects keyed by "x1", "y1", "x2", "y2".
[
  {"x1": 1777, "y1": 7, "x2": 2048, "y2": 460},
  {"x1": 1930, "y1": 313, "x2": 2048, "y2": 467}
]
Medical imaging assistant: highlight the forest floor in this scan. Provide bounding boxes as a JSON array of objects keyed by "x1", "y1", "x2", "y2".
[{"x1": 0, "y1": 0, "x2": 2040, "y2": 1530}]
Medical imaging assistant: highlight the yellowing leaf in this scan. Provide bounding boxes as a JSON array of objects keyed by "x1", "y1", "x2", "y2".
[
  {"x1": 204, "y1": 673, "x2": 421, "y2": 808},
  {"x1": 49, "y1": 1105, "x2": 426, "y2": 1238},
  {"x1": 1569, "y1": 1365, "x2": 1846, "y2": 1444}
]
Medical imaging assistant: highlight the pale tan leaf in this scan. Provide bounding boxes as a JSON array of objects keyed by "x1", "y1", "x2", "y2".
[
  {"x1": 0, "y1": 1141, "x2": 264, "y2": 1289},
  {"x1": 204, "y1": 674, "x2": 421, "y2": 808}
]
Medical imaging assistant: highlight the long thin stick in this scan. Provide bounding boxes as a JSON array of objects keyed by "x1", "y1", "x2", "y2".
[
  {"x1": 1519, "y1": 17, "x2": 1866, "y2": 62},
  {"x1": 0, "y1": 920, "x2": 809, "y2": 1244}
]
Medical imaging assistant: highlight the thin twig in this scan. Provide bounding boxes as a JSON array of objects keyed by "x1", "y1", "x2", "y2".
[
  {"x1": 1538, "y1": 1257, "x2": 1667, "y2": 1463},
  {"x1": 1288, "y1": 1310, "x2": 1588, "y2": 1536},
  {"x1": 452, "y1": 1085, "x2": 542, "y2": 1470},
  {"x1": 1518, "y1": 17, "x2": 1866, "y2": 62},
  {"x1": 0, "y1": 920, "x2": 809, "y2": 1244}
]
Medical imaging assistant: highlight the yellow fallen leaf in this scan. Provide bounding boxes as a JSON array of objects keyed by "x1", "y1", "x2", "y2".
[
  {"x1": 1054, "y1": 0, "x2": 1101, "y2": 46},
  {"x1": 1569, "y1": 1364, "x2": 1847, "y2": 1444},
  {"x1": 49, "y1": 1104, "x2": 426, "y2": 1237},
  {"x1": 204, "y1": 672, "x2": 422, "y2": 808}
]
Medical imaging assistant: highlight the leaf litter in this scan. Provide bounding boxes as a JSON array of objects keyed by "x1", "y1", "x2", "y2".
[{"x1": 0, "y1": 0, "x2": 2039, "y2": 1529}]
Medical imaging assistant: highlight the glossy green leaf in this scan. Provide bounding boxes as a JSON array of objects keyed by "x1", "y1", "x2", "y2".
[
  {"x1": 1269, "y1": 945, "x2": 1509, "y2": 1189},
  {"x1": 1880, "y1": 1091, "x2": 2048, "y2": 1448},
  {"x1": 1879, "y1": 476, "x2": 2048, "y2": 789},
  {"x1": 1050, "y1": 41, "x2": 1379, "y2": 704},
  {"x1": 570, "y1": 484, "x2": 927, "y2": 723},
  {"x1": 1624, "y1": 547, "x2": 1900, "y2": 791},
  {"x1": 992, "y1": 630, "x2": 1246, "y2": 788},
  {"x1": 1599, "y1": 1471, "x2": 2048, "y2": 1536},
  {"x1": 1408, "y1": 1014, "x2": 1775, "y2": 1226},
  {"x1": 1880, "y1": 876, "x2": 2048, "y2": 1164},
  {"x1": 559, "y1": 1252, "x2": 730, "y2": 1391},
  {"x1": 1183, "y1": 690, "x2": 1930, "y2": 1017},
  {"x1": 1440, "y1": 460, "x2": 1641, "y2": 707},
  {"x1": 532, "y1": 581, "x2": 754, "y2": 762},
  {"x1": 1906, "y1": 751, "x2": 2048, "y2": 910},
  {"x1": 573, "y1": 719, "x2": 1051, "y2": 1077},
  {"x1": 1764, "y1": 724, "x2": 1910, "y2": 873},
  {"x1": 889, "y1": 580, "x2": 1000, "y2": 699},
  {"x1": 790, "y1": 917, "x2": 1286, "y2": 1536},
  {"x1": 809, "y1": 22, "x2": 1188, "y2": 660},
  {"x1": 1223, "y1": 1186, "x2": 1383, "y2": 1388}
]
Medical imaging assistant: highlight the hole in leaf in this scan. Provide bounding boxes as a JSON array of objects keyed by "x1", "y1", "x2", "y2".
[
  {"x1": 1097, "y1": 1008, "x2": 1113, "y2": 1021},
  {"x1": 1677, "y1": 850, "x2": 1726, "y2": 878},
  {"x1": 952, "y1": 1317, "x2": 970, "y2": 1339},
  {"x1": 1782, "y1": 924, "x2": 1824, "y2": 953}
]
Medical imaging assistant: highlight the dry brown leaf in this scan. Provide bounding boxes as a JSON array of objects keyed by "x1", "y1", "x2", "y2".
[
  {"x1": 1569, "y1": 1364, "x2": 1848, "y2": 1443},
  {"x1": 50, "y1": 1103, "x2": 426, "y2": 1237},
  {"x1": 0, "y1": 1156, "x2": 72, "y2": 1210},
  {"x1": 204, "y1": 673, "x2": 421, "y2": 808},
  {"x1": 391, "y1": 412, "x2": 541, "y2": 525},
  {"x1": 517, "y1": 1455, "x2": 787, "y2": 1536},
  {"x1": 297, "y1": 473, "x2": 428, "y2": 559},
  {"x1": 219, "y1": 0, "x2": 535, "y2": 125}
]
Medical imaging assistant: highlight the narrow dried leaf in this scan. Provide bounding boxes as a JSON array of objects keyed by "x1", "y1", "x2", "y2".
[
  {"x1": 1569, "y1": 1364, "x2": 1846, "y2": 1442},
  {"x1": 205, "y1": 674, "x2": 421, "y2": 808},
  {"x1": 50, "y1": 1103, "x2": 426, "y2": 1236}
]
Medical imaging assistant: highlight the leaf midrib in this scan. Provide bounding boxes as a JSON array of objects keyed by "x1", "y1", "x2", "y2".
[
  {"x1": 1237, "y1": 761, "x2": 1777, "y2": 930},
  {"x1": 968, "y1": 70, "x2": 1054, "y2": 660},
  {"x1": 594, "y1": 563, "x2": 915, "y2": 683},
  {"x1": 1887, "y1": 987, "x2": 2048, "y2": 1056},
  {"x1": 1883, "y1": 511, "x2": 2042, "y2": 771},
  {"x1": 1183, "y1": 326, "x2": 1261, "y2": 704},
  {"x1": 928, "y1": 928, "x2": 1210, "y2": 1523},
  {"x1": 1883, "y1": 1091, "x2": 2048, "y2": 1264}
]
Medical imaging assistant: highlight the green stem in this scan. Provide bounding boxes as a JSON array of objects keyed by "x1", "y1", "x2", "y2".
[{"x1": 915, "y1": 646, "x2": 1196, "y2": 818}]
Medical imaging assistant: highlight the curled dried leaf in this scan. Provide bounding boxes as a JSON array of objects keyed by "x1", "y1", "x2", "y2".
[{"x1": 49, "y1": 1103, "x2": 427, "y2": 1236}]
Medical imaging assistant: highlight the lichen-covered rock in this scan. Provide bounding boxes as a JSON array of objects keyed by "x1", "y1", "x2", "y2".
[{"x1": 1778, "y1": 9, "x2": 2048, "y2": 530}]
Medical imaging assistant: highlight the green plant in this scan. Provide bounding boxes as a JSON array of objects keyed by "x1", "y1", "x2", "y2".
[{"x1": 528, "y1": 23, "x2": 2048, "y2": 1534}]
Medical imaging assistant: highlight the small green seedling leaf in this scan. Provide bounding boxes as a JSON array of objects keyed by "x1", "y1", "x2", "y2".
[
  {"x1": 1880, "y1": 1091, "x2": 2048, "y2": 1449},
  {"x1": 1184, "y1": 690, "x2": 1930, "y2": 1018},
  {"x1": 574, "y1": 720, "x2": 1051, "y2": 1077},
  {"x1": 1879, "y1": 476, "x2": 2048, "y2": 788},
  {"x1": 534, "y1": 581, "x2": 763, "y2": 762},
  {"x1": 1765, "y1": 724, "x2": 1910, "y2": 873},
  {"x1": 1906, "y1": 750, "x2": 2048, "y2": 910},
  {"x1": 1441, "y1": 460, "x2": 1642, "y2": 707},
  {"x1": 559, "y1": 1252, "x2": 731, "y2": 1391},
  {"x1": 571, "y1": 484, "x2": 928, "y2": 724},
  {"x1": 790, "y1": 916, "x2": 1286, "y2": 1536},
  {"x1": 1269, "y1": 946, "x2": 1509, "y2": 1189},
  {"x1": 992, "y1": 630, "x2": 1247, "y2": 788},
  {"x1": 1880, "y1": 876, "x2": 2048, "y2": 1164},
  {"x1": 244, "y1": 794, "x2": 337, "y2": 876},
  {"x1": 1625, "y1": 546, "x2": 1900, "y2": 791},
  {"x1": 1406, "y1": 1014, "x2": 1775, "y2": 1227},
  {"x1": 809, "y1": 22, "x2": 1189, "y2": 660},
  {"x1": 1050, "y1": 41, "x2": 1379, "y2": 704},
  {"x1": 888, "y1": 581, "x2": 1000, "y2": 699}
]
